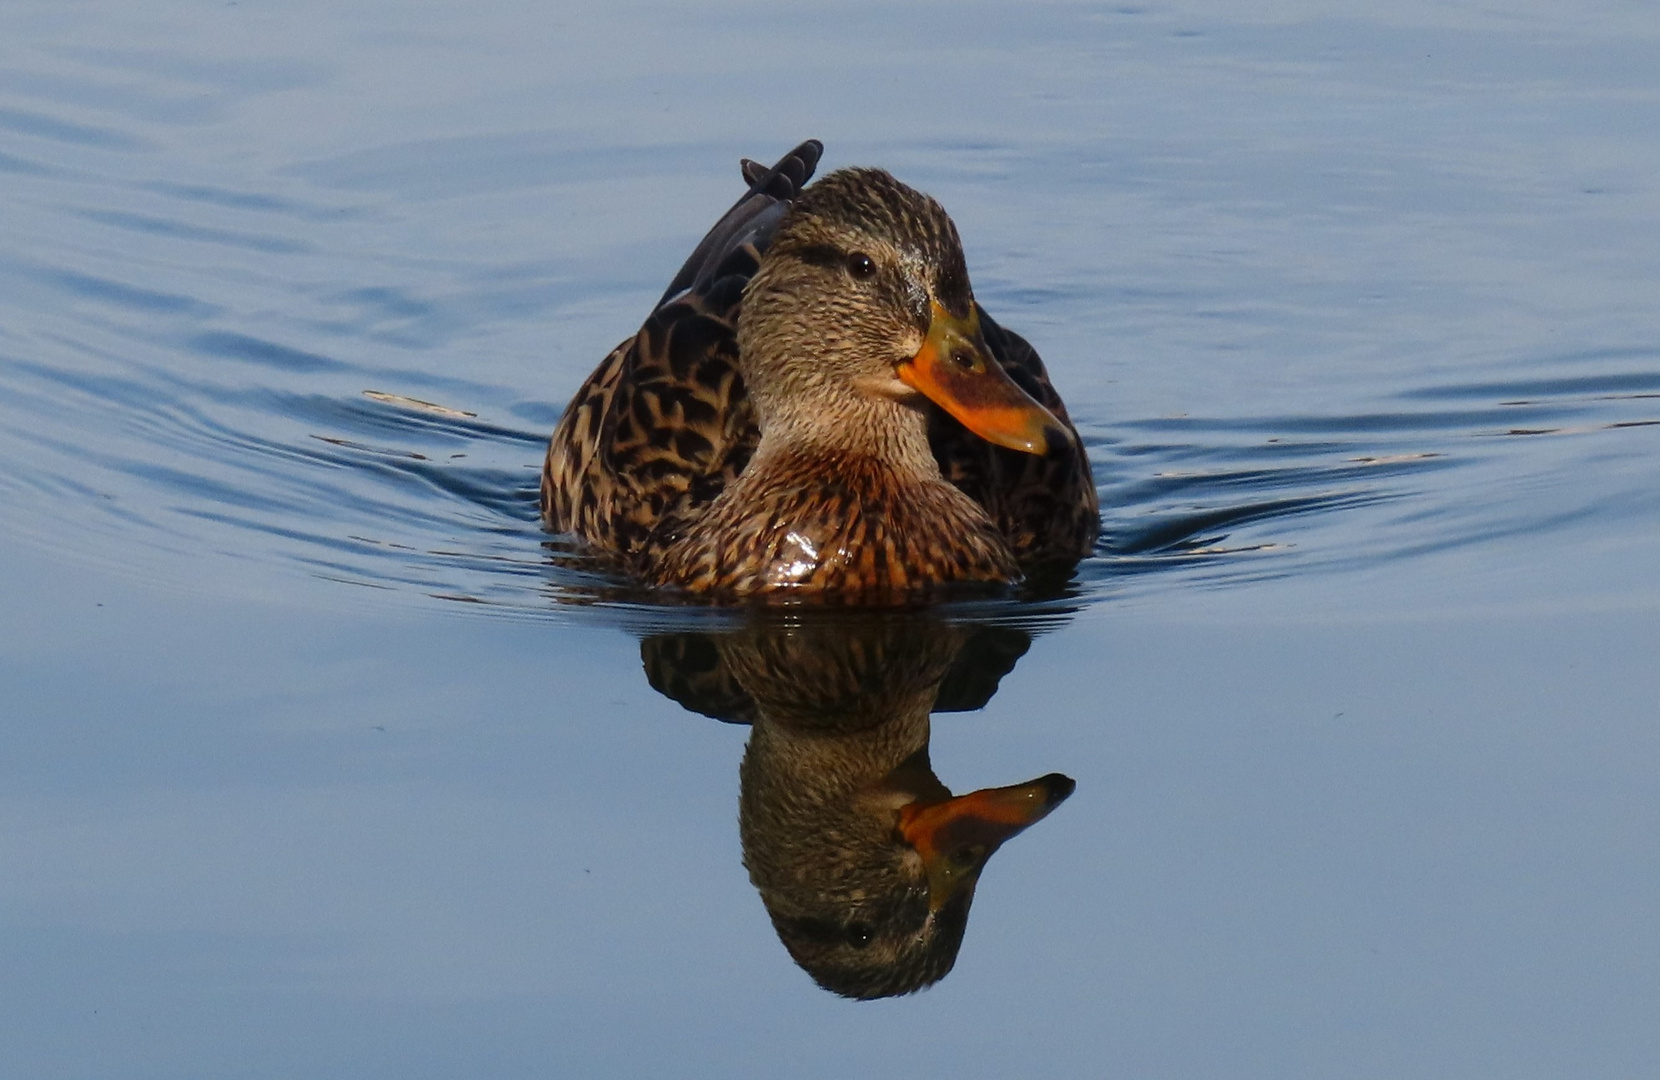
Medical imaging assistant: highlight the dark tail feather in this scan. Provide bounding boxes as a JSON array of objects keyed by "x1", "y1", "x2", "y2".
[
  {"x1": 656, "y1": 139, "x2": 824, "y2": 308},
  {"x1": 745, "y1": 139, "x2": 821, "y2": 198}
]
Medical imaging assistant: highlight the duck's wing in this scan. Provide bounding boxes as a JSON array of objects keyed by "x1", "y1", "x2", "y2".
[
  {"x1": 542, "y1": 141, "x2": 821, "y2": 558},
  {"x1": 928, "y1": 307, "x2": 1101, "y2": 565}
]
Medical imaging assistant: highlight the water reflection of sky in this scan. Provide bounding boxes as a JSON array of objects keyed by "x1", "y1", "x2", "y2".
[{"x1": 3, "y1": 1, "x2": 1659, "y2": 1077}]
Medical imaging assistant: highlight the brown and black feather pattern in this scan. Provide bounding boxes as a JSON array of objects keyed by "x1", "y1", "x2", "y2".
[{"x1": 540, "y1": 141, "x2": 823, "y2": 558}]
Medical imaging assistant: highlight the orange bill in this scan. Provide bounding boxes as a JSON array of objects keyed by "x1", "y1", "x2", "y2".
[
  {"x1": 897, "y1": 772, "x2": 1075, "y2": 910},
  {"x1": 896, "y1": 301, "x2": 1070, "y2": 456}
]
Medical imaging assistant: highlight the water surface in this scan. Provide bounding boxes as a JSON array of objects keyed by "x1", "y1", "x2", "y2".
[{"x1": 3, "y1": 2, "x2": 1658, "y2": 1077}]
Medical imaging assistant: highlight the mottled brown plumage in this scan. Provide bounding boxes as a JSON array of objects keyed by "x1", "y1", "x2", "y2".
[
  {"x1": 541, "y1": 140, "x2": 1098, "y2": 600},
  {"x1": 647, "y1": 448, "x2": 1019, "y2": 600}
]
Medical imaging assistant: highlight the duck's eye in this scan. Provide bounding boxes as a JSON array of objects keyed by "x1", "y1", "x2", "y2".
[
  {"x1": 846, "y1": 922, "x2": 874, "y2": 949},
  {"x1": 847, "y1": 252, "x2": 876, "y2": 280}
]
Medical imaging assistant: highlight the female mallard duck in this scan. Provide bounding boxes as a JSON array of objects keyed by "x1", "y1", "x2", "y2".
[{"x1": 542, "y1": 140, "x2": 1097, "y2": 601}]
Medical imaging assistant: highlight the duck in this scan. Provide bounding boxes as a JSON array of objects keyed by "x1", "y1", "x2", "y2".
[{"x1": 542, "y1": 139, "x2": 1098, "y2": 601}]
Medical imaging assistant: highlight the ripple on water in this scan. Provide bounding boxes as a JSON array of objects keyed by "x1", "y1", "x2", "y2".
[
  {"x1": 5, "y1": 298, "x2": 1658, "y2": 621},
  {"x1": 1, "y1": 63, "x2": 1656, "y2": 621}
]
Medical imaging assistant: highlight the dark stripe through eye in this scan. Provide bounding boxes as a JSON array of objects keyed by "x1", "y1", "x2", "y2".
[{"x1": 793, "y1": 244, "x2": 846, "y2": 270}]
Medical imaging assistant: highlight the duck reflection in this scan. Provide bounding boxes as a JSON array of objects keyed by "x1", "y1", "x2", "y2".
[{"x1": 641, "y1": 615, "x2": 1073, "y2": 999}]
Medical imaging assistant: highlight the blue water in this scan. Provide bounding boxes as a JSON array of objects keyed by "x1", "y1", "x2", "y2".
[{"x1": 3, "y1": 2, "x2": 1658, "y2": 1077}]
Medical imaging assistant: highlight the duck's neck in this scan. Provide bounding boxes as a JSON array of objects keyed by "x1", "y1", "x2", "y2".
[{"x1": 748, "y1": 388, "x2": 941, "y2": 483}]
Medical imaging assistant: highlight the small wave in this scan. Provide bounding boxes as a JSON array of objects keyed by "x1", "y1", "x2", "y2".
[
  {"x1": 2, "y1": 84, "x2": 1656, "y2": 623},
  {"x1": 7, "y1": 319, "x2": 1659, "y2": 621}
]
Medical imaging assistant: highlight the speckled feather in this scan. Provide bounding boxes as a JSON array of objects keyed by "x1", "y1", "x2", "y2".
[
  {"x1": 539, "y1": 142, "x2": 821, "y2": 559},
  {"x1": 539, "y1": 286, "x2": 757, "y2": 560},
  {"x1": 647, "y1": 448, "x2": 1020, "y2": 600}
]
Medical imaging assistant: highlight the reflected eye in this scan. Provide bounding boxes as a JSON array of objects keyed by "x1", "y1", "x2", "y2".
[{"x1": 847, "y1": 252, "x2": 876, "y2": 280}]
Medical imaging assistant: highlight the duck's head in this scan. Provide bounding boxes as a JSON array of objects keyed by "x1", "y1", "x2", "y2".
[{"x1": 738, "y1": 167, "x2": 1069, "y2": 459}]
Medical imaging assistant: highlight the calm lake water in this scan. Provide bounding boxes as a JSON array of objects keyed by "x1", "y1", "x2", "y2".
[{"x1": 3, "y1": 2, "x2": 1658, "y2": 1076}]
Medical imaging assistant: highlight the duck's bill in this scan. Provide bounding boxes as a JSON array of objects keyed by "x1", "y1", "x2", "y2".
[
  {"x1": 897, "y1": 302, "x2": 1071, "y2": 456},
  {"x1": 898, "y1": 772, "x2": 1076, "y2": 911}
]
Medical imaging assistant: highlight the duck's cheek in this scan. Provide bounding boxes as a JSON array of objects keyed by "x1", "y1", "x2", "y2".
[{"x1": 851, "y1": 371, "x2": 923, "y2": 404}]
